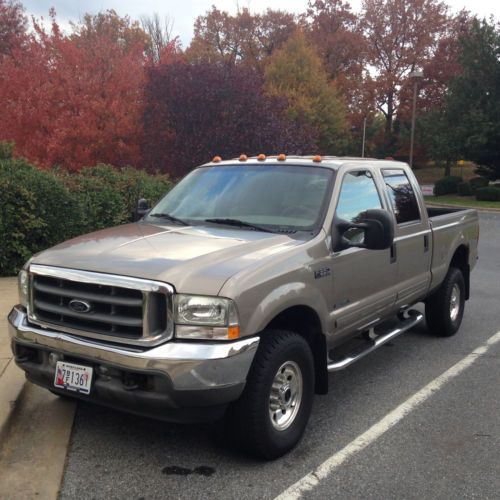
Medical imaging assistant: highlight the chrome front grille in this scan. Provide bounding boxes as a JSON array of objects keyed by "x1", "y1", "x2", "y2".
[{"x1": 28, "y1": 265, "x2": 173, "y2": 346}]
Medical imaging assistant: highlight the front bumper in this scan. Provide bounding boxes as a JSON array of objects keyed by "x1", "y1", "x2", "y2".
[{"x1": 8, "y1": 306, "x2": 259, "y2": 422}]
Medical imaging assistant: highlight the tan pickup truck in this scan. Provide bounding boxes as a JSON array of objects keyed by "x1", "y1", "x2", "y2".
[{"x1": 9, "y1": 155, "x2": 479, "y2": 458}]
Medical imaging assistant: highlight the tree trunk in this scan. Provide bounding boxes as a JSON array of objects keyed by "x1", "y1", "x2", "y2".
[
  {"x1": 444, "y1": 159, "x2": 451, "y2": 177},
  {"x1": 386, "y1": 91, "x2": 394, "y2": 134}
]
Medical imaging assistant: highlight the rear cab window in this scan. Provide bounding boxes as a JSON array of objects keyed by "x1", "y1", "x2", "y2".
[{"x1": 382, "y1": 169, "x2": 421, "y2": 224}]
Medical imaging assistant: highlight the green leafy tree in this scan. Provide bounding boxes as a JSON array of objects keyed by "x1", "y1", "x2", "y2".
[
  {"x1": 418, "y1": 109, "x2": 461, "y2": 176},
  {"x1": 444, "y1": 19, "x2": 500, "y2": 180},
  {"x1": 264, "y1": 31, "x2": 347, "y2": 154}
]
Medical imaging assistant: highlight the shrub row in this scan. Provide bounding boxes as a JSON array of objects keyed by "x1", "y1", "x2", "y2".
[
  {"x1": 434, "y1": 175, "x2": 491, "y2": 196},
  {"x1": 0, "y1": 154, "x2": 172, "y2": 276},
  {"x1": 434, "y1": 174, "x2": 500, "y2": 202},
  {"x1": 469, "y1": 176, "x2": 490, "y2": 191},
  {"x1": 457, "y1": 181, "x2": 473, "y2": 196},
  {"x1": 433, "y1": 176, "x2": 463, "y2": 196},
  {"x1": 475, "y1": 186, "x2": 500, "y2": 201}
]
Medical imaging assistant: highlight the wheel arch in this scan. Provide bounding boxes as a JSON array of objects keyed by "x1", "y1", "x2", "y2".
[
  {"x1": 265, "y1": 305, "x2": 328, "y2": 395},
  {"x1": 450, "y1": 244, "x2": 470, "y2": 300}
]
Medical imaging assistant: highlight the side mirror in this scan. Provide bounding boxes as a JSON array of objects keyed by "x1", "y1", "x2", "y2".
[
  {"x1": 134, "y1": 198, "x2": 150, "y2": 221},
  {"x1": 333, "y1": 209, "x2": 395, "y2": 252}
]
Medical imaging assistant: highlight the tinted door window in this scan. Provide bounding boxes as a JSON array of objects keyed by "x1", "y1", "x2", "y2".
[
  {"x1": 382, "y1": 169, "x2": 420, "y2": 224},
  {"x1": 335, "y1": 170, "x2": 382, "y2": 244}
]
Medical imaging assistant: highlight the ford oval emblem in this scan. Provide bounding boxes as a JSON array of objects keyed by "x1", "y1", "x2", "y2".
[{"x1": 68, "y1": 299, "x2": 92, "y2": 313}]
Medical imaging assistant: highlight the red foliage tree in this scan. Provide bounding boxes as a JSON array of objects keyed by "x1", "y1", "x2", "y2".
[
  {"x1": 303, "y1": 1, "x2": 366, "y2": 83},
  {"x1": 393, "y1": 10, "x2": 473, "y2": 162},
  {"x1": 186, "y1": 6, "x2": 296, "y2": 71},
  {"x1": 302, "y1": 0, "x2": 370, "y2": 150},
  {"x1": 362, "y1": 0, "x2": 449, "y2": 137},
  {"x1": 0, "y1": 10, "x2": 147, "y2": 169},
  {"x1": 142, "y1": 61, "x2": 317, "y2": 176}
]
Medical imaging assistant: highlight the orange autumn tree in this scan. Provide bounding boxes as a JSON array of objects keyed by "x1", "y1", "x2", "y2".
[
  {"x1": 264, "y1": 31, "x2": 348, "y2": 154},
  {"x1": 0, "y1": 9, "x2": 147, "y2": 169}
]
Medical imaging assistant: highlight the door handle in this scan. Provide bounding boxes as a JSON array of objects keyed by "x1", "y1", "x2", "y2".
[
  {"x1": 390, "y1": 243, "x2": 397, "y2": 263},
  {"x1": 424, "y1": 234, "x2": 429, "y2": 253}
]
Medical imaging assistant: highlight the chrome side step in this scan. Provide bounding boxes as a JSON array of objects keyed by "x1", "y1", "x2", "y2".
[{"x1": 327, "y1": 310, "x2": 424, "y2": 372}]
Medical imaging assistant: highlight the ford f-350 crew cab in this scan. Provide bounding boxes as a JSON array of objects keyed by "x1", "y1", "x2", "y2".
[{"x1": 9, "y1": 156, "x2": 479, "y2": 459}]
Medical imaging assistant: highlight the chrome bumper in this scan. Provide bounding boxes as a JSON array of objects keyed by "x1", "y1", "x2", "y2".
[{"x1": 9, "y1": 306, "x2": 259, "y2": 409}]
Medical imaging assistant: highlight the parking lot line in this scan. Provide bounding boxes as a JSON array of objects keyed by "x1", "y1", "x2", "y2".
[{"x1": 275, "y1": 330, "x2": 500, "y2": 500}]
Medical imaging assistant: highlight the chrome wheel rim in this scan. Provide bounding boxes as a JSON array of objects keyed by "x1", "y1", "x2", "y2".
[
  {"x1": 269, "y1": 361, "x2": 303, "y2": 431},
  {"x1": 450, "y1": 284, "x2": 461, "y2": 322}
]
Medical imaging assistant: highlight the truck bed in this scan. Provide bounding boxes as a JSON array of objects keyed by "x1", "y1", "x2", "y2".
[
  {"x1": 426, "y1": 206, "x2": 479, "y2": 294},
  {"x1": 426, "y1": 206, "x2": 471, "y2": 218}
]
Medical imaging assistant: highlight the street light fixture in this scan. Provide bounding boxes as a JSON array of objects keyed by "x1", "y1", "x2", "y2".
[
  {"x1": 361, "y1": 114, "x2": 367, "y2": 158},
  {"x1": 409, "y1": 70, "x2": 424, "y2": 168}
]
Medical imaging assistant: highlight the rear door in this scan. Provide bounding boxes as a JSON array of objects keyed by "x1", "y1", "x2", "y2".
[
  {"x1": 330, "y1": 167, "x2": 398, "y2": 336},
  {"x1": 380, "y1": 168, "x2": 432, "y2": 306}
]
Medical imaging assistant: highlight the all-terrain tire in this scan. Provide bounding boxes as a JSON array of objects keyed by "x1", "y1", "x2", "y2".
[
  {"x1": 226, "y1": 329, "x2": 315, "y2": 460},
  {"x1": 425, "y1": 267, "x2": 465, "y2": 337}
]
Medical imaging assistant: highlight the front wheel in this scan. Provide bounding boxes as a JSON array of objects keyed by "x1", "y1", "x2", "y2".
[
  {"x1": 425, "y1": 267, "x2": 465, "y2": 337},
  {"x1": 226, "y1": 330, "x2": 315, "y2": 459}
]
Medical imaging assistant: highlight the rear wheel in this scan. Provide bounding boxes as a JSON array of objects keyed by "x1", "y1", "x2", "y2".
[
  {"x1": 425, "y1": 267, "x2": 465, "y2": 337},
  {"x1": 226, "y1": 329, "x2": 314, "y2": 459}
]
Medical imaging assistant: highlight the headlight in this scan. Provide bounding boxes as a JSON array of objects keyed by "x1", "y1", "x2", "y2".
[
  {"x1": 174, "y1": 295, "x2": 240, "y2": 340},
  {"x1": 18, "y1": 269, "x2": 29, "y2": 307}
]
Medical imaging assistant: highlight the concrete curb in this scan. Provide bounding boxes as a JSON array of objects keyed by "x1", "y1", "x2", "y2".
[
  {"x1": 0, "y1": 359, "x2": 26, "y2": 440},
  {"x1": 0, "y1": 277, "x2": 25, "y2": 441},
  {"x1": 0, "y1": 382, "x2": 76, "y2": 499}
]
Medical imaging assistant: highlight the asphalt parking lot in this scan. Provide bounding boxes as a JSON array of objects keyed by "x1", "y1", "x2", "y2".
[{"x1": 60, "y1": 212, "x2": 500, "y2": 500}]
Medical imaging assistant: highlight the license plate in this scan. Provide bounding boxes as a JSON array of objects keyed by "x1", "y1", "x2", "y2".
[{"x1": 54, "y1": 361, "x2": 93, "y2": 394}]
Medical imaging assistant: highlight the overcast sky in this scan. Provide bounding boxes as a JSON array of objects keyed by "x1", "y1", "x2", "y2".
[{"x1": 23, "y1": 0, "x2": 500, "y2": 47}]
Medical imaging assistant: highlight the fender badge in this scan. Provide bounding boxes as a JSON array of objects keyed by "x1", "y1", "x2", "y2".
[{"x1": 314, "y1": 267, "x2": 331, "y2": 279}]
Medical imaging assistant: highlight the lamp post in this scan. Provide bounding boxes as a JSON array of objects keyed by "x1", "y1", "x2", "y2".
[
  {"x1": 361, "y1": 115, "x2": 367, "y2": 158},
  {"x1": 409, "y1": 70, "x2": 424, "y2": 168}
]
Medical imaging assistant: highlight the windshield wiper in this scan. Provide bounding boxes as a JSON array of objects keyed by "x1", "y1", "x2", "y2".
[
  {"x1": 149, "y1": 213, "x2": 189, "y2": 226},
  {"x1": 204, "y1": 218, "x2": 275, "y2": 233}
]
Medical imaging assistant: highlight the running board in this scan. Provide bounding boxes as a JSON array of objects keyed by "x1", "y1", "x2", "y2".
[{"x1": 327, "y1": 310, "x2": 424, "y2": 372}]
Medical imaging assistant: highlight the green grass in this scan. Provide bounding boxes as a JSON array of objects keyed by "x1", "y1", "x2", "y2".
[
  {"x1": 413, "y1": 163, "x2": 476, "y2": 184},
  {"x1": 425, "y1": 195, "x2": 500, "y2": 210}
]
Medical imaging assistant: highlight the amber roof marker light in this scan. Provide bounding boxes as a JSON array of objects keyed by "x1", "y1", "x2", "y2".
[
  {"x1": 277, "y1": 153, "x2": 286, "y2": 161},
  {"x1": 312, "y1": 155, "x2": 322, "y2": 162},
  {"x1": 212, "y1": 156, "x2": 222, "y2": 163},
  {"x1": 257, "y1": 154, "x2": 266, "y2": 161},
  {"x1": 239, "y1": 154, "x2": 248, "y2": 162}
]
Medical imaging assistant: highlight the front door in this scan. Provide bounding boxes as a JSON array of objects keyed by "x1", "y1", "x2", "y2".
[{"x1": 330, "y1": 167, "x2": 398, "y2": 339}]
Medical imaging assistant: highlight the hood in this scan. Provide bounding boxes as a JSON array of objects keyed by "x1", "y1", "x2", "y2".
[{"x1": 32, "y1": 222, "x2": 305, "y2": 295}]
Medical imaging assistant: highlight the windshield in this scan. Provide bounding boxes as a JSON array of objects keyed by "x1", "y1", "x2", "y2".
[{"x1": 149, "y1": 164, "x2": 334, "y2": 231}]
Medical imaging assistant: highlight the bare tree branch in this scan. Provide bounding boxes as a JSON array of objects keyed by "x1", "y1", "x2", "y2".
[{"x1": 140, "y1": 12, "x2": 174, "y2": 62}]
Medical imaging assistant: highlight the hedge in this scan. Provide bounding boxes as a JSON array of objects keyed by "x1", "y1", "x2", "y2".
[
  {"x1": 0, "y1": 153, "x2": 172, "y2": 276},
  {"x1": 60, "y1": 165, "x2": 173, "y2": 233},
  {"x1": 475, "y1": 186, "x2": 500, "y2": 201},
  {"x1": 469, "y1": 176, "x2": 489, "y2": 192},
  {"x1": 457, "y1": 181, "x2": 473, "y2": 196},
  {"x1": 433, "y1": 176, "x2": 463, "y2": 196}
]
